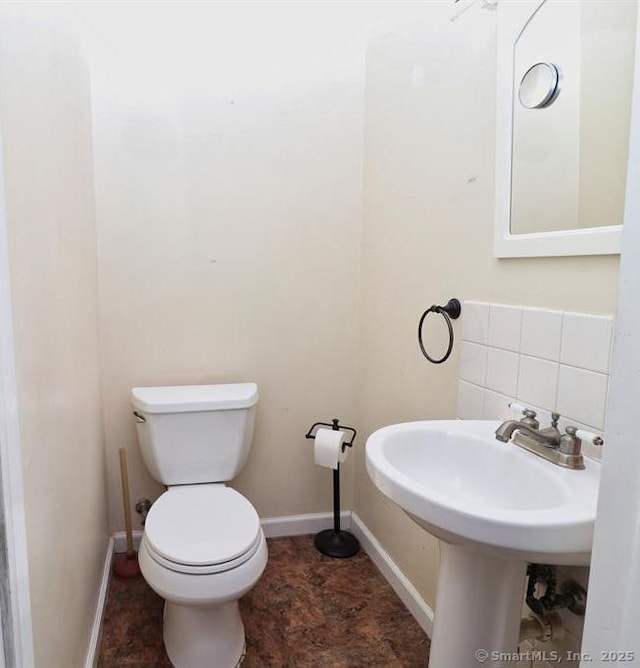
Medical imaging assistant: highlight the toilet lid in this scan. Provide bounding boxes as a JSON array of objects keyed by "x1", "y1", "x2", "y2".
[{"x1": 144, "y1": 485, "x2": 261, "y2": 567}]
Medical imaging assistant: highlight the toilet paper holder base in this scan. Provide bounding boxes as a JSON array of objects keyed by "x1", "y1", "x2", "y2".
[{"x1": 305, "y1": 418, "x2": 360, "y2": 559}]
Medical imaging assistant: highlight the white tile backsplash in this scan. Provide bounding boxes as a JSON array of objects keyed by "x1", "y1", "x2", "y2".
[
  {"x1": 488, "y1": 304, "x2": 522, "y2": 352},
  {"x1": 517, "y1": 355, "x2": 559, "y2": 409},
  {"x1": 458, "y1": 301, "x2": 614, "y2": 450},
  {"x1": 556, "y1": 365, "x2": 609, "y2": 430},
  {"x1": 457, "y1": 381, "x2": 485, "y2": 419},
  {"x1": 520, "y1": 308, "x2": 563, "y2": 361},
  {"x1": 486, "y1": 347, "x2": 519, "y2": 396},
  {"x1": 459, "y1": 341, "x2": 487, "y2": 385},
  {"x1": 560, "y1": 312, "x2": 613, "y2": 373},
  {"x1": 460, "y1": 301, "x2": 490, "y2": 345},
  {"x1": 483, "y1": 389, "x2": 514, "y2": 421}
]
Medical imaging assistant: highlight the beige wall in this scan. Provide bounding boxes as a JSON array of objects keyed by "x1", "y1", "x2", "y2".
[
  {"x1": 76, "y1": 2, "x2": 438, "y2": 536},
  {"x1": 0, "y1": 5, "x2": 108, "y2": 666},
  {"x1": 85, "y1": 3, "x2": 372, "y2": 533},
  {"x1": 354, "y1": 3, "x2": 620, "y2": 611}
]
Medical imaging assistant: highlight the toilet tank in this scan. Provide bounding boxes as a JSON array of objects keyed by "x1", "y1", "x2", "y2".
[{"x1": 131, "y1": 383, "x2": 258, "y2": 486}]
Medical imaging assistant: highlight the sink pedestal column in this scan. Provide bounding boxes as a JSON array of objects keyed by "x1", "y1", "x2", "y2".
[{"x1": 429, "y1": 542, "x2": 528, "y2": 668}]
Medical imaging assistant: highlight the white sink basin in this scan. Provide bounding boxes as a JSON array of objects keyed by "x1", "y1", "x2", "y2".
[
  {"x1": 366, "y1": 419, "x2": 600, "y2": 565},
  {"x1": 366, "y1": 420, "x2": 602, "y2": 668}
]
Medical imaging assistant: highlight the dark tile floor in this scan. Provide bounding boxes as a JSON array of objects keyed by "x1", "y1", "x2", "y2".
[{"x1": 98, "y1": 535, "x2": 430, "y2": 667}]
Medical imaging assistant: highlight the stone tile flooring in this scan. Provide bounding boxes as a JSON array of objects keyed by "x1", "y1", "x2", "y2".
[{"x1": 98, "y1": 535, "x2": 430, "y2": 667}]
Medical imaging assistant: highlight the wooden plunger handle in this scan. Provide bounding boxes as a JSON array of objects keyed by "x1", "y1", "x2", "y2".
[{"x1": 119, "y1": 448, "x2": 135, "y2": 556}]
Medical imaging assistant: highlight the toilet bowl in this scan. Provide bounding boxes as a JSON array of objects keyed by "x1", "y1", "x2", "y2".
[
  {"x1": 131, "y1": 383, "x2": 266, "y2": 668},
  {"x1": 139, "y1": 485, "x2": 268, "y2": 667}
]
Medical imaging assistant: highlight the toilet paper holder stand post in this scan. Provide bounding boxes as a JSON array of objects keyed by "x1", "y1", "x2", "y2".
[{"x1": 305, "y1": 418, "x2": 360, "y2": 558}]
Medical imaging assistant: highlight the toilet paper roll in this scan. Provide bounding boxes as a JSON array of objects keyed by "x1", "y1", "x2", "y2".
[{"x1": 313, "y1": 428, "x2": 348, "y2": 470}]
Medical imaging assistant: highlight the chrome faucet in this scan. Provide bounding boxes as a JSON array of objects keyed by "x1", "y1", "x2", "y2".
[
  {"x1": 495, "y1": 409, "x2": 561, "y2": 446},
  {"x1": 495, "y1": 404, "x2": 603, "y2": 470}
]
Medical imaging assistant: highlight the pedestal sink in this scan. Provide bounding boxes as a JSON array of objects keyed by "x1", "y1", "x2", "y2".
[{"x1": 365, "y1": 420, "x2": 600, "y2": 668}]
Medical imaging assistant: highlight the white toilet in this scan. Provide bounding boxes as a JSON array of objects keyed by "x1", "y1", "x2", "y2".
[{"x1": 131, "y1": 383, "x2": 268, "y2": 668}]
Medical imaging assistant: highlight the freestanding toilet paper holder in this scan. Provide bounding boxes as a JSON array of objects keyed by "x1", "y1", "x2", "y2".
[{"x1": 305, "y1": 418, "x2": 360, "y2": 558}]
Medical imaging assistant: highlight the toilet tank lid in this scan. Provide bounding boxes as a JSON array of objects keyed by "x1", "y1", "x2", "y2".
[{"x1": 131, "y1": 383, "x2": 258, "y2": 413}]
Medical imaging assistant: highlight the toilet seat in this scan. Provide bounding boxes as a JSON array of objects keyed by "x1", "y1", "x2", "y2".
[
  {"x1": 143, "y1": 532, "x2": 263, "y2": 575},
  {"x1": 144, "y1": 484, "x2": 262, "y2": 575}
]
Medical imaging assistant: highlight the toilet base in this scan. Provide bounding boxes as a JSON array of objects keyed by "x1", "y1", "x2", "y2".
[{"x1": 163, "y1": 600, "x2": 245, "y2": 668}]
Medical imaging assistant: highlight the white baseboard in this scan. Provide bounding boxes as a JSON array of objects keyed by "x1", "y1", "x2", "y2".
[
  {"x1": 84, "y1": 537, "x2": 114, "y2": 668},
  {"x1": 112, "y1": 512, "x2": 351, "y2": 550},
  {"x1": 260, "y1": 510, "x2": 351, "y2": 538},
  {"x1": 113, "y1": 530, "x2": 143, "y2": 553},
  {"x1": 351, "y1": 512, "x2": 434, "y2": 637}
]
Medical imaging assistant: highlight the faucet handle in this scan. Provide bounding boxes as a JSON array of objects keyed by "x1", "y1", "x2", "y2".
[
  {"x1": 558, "y1": 426, "x2": 603, "y2": 468},
  {"x1": 508, "y1": 402, "x2": 539, "y2": 429},
  {"x1": 572, "y1": 427, "x2": 604, "y2": 447},
  {"x1": 509, "y1": 402, "x2": 538, "y2": 419}
]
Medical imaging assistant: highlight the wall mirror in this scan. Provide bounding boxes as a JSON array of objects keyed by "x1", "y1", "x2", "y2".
[{"x1": 494, "y1": 0, "x2": 638, "y2": 257}]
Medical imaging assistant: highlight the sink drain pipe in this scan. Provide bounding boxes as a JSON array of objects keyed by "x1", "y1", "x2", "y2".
[
  {"x1": 520, "y1": 610, "x2": 563, "y2": 644},
  {"x1": 520, "y1": 564, "x2": 587, "y2": 644}
]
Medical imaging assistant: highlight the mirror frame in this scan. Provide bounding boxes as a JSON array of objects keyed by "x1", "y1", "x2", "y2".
[{"x1": 494, "y1": 0, "x2": 627, "y2": 258}]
